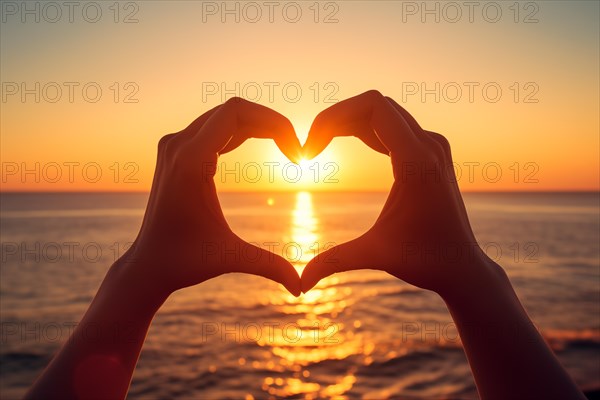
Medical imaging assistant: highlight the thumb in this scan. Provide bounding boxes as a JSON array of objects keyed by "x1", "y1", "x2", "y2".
[
  {"x1": 230, "y1": 240, "x2": 302, "y2": 297},
  {"x1": 301, "y1": 235, "x2": 375, "y2": 293}
]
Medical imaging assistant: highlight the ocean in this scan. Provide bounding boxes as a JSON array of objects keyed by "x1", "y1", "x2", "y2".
[{"x1": 1, "y1": 191, "x2": 599, "y2": 399}]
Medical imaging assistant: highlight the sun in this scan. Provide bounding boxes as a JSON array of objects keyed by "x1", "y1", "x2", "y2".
[
  {"x1": 298, "y1": 157, "x2": 310, "y2": 169},
  {"x1": 296, "y1": 157, "x2": 322, "y2": 186},
  {"x1": 261, "y1": 117, "x2": 340, "y2": 189}
]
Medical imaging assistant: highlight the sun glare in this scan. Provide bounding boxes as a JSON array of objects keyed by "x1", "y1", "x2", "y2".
[
  {"x1": 296, "y1": 157, "x2": 329, "y2": 188},
  {"x1": 298, "y1": 157, "x2": 310, "y2": 168}
]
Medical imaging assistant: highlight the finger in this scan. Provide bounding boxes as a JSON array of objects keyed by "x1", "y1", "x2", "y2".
[
  {"x1": 384, "y1": 97, "x2": 423, "y2": 133},
  {"x1": 158, "y1": 106, "x2": 222, "y2": 152},
  {"x1": 425, "y1": 130, "x2": 453, "y2": 160},
  {"x1": 358, "y1": 132, "x2": 390, "y2": 155},
  {"x1": 217, "y1": 134, "x2": 246, "y2": 155},
  {"x1": 300, "y1": 236, "x2": 375, "y2": 293},
  {"x1": 384, "y1": 97, "x2": 452, "y2": 159},
  {"x1": 183, "y1": 105, "x2": 223, "y2": 134},
  {"x1": 303, "y1": 90, "x2": 417, "y2": 160},
  {"x1": 299, "y1": 118, "x2": 389, "y2": 158},
  {"x1": 231, "y1": 241, "x2": 302, "y2": 297},
  {"x1": 147, "y1": 104, "x2": 221, "y2": 222},
  {"x1": 218, "y1": 131, "x2": 306, "y2": 157},
  {"x1": 341, "y1": 120, "x2": 390, "y2": 155},
  {"x1": 384, "y1": 99, "x2": 466, "y2": 238},
  {"x1": 195, "y1": 97, "x2": 302, "y2": 163}
]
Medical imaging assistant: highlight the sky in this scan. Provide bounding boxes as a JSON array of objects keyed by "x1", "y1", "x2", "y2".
[{"x1": 1, "y1": 0, "x2": 598, "y2": 192}]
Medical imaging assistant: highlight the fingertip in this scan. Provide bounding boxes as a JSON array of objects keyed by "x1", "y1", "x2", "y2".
[
  {"x1": 301, "y1": 148, "x2": 316, "y2": 161},
  {"x1": 304, "y1": 127, "x2": 333, "y2": 161},
  {"x1": 275, "y1": 260, "x2": 302, "y2": 297},
  {"x1": 300, "y1": 141, "x2": 318, "y2": 161},
  {"x1": 287, "y1": 279, "x2": 302, "y2": 297},
  {"x1": 291, "y1": 151, "x2": 302, "y2": 165},
  {"x1": 285, "y1": 118, "x2": 303, "y2": 165},
  {"x1": 235, "y1": 243, "x2": 302, "y2": 297},
  {"x1": 289, "y1": 140, "x2": 302, "y2": 165},
  {"x1": 277, "y1": 276, "x2": 301, "y2": 297},
  {"x1": 300, "y1": 279, "x2": 316, "y2": 294},
  {"x1": 299, "y1": 263, "x2": 318, "y2": 293},
  {"x1": 277, "y1": 140, "x2": 302, "y2": 165}
]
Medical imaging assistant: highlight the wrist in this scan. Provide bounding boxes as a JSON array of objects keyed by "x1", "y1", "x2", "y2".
[
  {"x1": 437, "y1": 253, "x2": 512, "y2": 307},
  {"x1": 102, "y1": 257, "x2": 171, "y2": 318}
]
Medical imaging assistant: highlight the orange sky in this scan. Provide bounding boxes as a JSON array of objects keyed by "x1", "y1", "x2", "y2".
[{"x1": 1, "y1": 1, "x2": 598, "y2": 192}]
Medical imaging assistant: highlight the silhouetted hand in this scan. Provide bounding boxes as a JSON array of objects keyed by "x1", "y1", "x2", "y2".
[
  {"x1": 125, "y1": 98, "x2": 302, "y2": 296},
  {"x1": 300, "y1": 90, "x2": 484, "y2": 296},
  {"x1": 25, "y1": 99, "x2": 305, "y2": 400},
  {"x1": 300, "y1": 91, "x2": 586, "y2": 400}
]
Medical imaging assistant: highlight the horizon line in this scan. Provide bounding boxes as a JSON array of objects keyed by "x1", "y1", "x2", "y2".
[{"x1": 1, "y1": 189, "x2": 599, "y2": 195}]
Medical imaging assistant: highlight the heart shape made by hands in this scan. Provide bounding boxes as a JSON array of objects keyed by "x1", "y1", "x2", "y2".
[{"x1": 130, "y1": 92, "x2": 478, "y2": 299}]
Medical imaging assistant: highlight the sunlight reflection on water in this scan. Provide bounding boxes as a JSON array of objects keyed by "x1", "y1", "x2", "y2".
[
  {"x1": 261, "y1": 191, "x2": 364, "y2": 398},
  {"x1": 290, "y1": 191, "x2": 319, "y2": 274}
]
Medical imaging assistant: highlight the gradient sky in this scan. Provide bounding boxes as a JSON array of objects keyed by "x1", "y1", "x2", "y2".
[{"x1": 1, "y1": 0, "x2": 598, "y2": 192}]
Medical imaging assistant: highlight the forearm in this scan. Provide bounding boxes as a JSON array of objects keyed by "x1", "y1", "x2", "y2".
[
  {"x1": 441, "y1": 257, "x2": 585, "y2": 400},
  {"x1": 25, "y1": 259, "x2": 169, "y2": 400}
]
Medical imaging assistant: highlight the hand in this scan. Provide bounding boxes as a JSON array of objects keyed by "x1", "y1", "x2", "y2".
[
  {"x1": 300, "y1": 90, "x2": 487, "y2": 296},
  {"x1": 25, "y1": 99, "x2": 305, "y2": 400},
  {"x1": 123, "y1": 98, "x2": 303, "y2": 297},
  {"x1": 300, "y1": 91, "x2": 585, "y2": 400}
]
